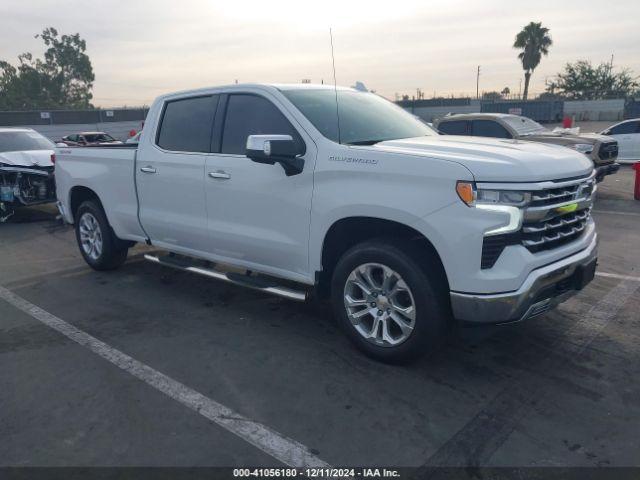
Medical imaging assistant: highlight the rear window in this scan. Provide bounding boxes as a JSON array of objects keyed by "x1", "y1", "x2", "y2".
[
  {"x1": 438, "y1": 120, "x2": 468, "y2": 135},
  {"x1": 157, "y1": 95, "x2": 219, "y2": 152},
  {"x1": 0, "y1": 131, "x2": 54, "y2": 153}
]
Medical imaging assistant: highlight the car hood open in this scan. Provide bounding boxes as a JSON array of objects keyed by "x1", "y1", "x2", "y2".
[{"x1": 375, "y1": 135, "x2": 593, "y2": 182}]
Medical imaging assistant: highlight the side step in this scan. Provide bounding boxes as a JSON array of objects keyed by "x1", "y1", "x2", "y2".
[{"x1": 143, "y1": 253, "x2": 308, "y2": 302}]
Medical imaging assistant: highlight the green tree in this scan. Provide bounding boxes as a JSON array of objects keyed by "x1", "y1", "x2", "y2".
[
  {"x1": 482, "y1": 91, "x2": 503, "y2": 101},
  {"x1": 546, "y1": 60, "x2": 639, "y2": 99},
  {"x1": 513, "y1": 22, "x2": 552, "y2": 100},
  {"x1": 0, "y1": 27, "x2": 94, "y2": 110}
]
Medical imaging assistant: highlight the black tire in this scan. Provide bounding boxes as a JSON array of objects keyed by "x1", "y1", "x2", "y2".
[
  {"x1": 330, "y1": 239, "x2": 449, "y2": 363},
  {"x1": 75, "y1": 200, "x2": 128, "y2": 270}
]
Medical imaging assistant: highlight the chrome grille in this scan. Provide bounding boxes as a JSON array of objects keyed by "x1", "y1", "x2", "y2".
[
  {"x1": 530, "y1": 184, "x2": 580, "y2": 207},
  {"x1": 521, "y1": 209, "x2": 590, "y2": 253}
]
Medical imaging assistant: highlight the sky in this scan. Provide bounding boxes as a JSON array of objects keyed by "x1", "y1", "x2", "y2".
[{"x1": 1, "y1": 0, "x2": 639, "y2": 107}]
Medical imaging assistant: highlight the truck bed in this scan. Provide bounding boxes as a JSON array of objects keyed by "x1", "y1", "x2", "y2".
[{"x1": 55, "y1": 145, "x2": 146, "y2": 241}]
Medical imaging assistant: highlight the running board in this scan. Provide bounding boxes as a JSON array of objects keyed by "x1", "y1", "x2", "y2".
[{"x1": 143, "y1": 253, "x2": 308, "y2": 302}]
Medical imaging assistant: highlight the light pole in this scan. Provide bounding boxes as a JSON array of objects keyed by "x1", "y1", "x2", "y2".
[{"x1": 476, "y1": 65, "x2": 481, "y2": 99}]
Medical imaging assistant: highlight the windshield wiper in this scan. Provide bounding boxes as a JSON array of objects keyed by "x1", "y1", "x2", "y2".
[{"x1": 346, "y1": 139, "x2": 385, "y2": 146}]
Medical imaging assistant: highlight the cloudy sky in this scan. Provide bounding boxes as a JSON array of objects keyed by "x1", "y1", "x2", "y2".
[{"x1": 1, "y1": 0, "x2": 639, "y2": 107}]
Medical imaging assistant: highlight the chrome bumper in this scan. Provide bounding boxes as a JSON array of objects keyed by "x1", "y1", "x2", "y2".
[{"x1": 450, "y1": 235, "x2": 598, "y2": 324}]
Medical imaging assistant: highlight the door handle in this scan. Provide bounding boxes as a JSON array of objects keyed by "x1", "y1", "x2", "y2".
[
  {"x1": 140, "y1": 166, "x2": 157, "y2": 174},
  {"x1": 208, "y1": 171, "x2": 231, "y2": 180}
]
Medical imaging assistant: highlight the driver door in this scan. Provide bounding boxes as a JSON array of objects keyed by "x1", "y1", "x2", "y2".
[{"x1": 204, "y1": 92, "x2": 316, "y2": 280}]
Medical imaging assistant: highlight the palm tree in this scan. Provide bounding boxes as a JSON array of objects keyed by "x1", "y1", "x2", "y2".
[{"x1": 513, "y1": 22, "x2": 552, "y2": 100}]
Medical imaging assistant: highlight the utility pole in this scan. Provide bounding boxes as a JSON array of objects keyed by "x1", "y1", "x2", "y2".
[
  {"x1": 518, "y1": 78, "x2": 522, "y2": 99},
  {"x1": 476, "y1": 65, "x2": 481, "y2": 99}
]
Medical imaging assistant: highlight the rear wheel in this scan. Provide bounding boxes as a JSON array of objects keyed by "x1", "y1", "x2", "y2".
[
  {"x1": 75, "y1": 200, "x2": 128, "y2": 270},
  {"x1": 331, "y1": 240, "x2": 449, "y2": 363}
]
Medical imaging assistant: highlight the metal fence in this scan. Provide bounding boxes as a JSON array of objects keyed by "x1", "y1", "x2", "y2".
[
  {"x1": 0, "y1": 108, "x2": 149, "y2": 127},
  {"x1": 480, "y1": 100, "x2": 564, "y2": 122}
]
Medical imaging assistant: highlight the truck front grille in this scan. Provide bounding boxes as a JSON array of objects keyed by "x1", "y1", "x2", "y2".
[
  {"x1": 597, "y1": 141, "x2": 618, "y2": 161},
  {"x1": 480, "y1": 173, "x2": 595, "y2": 269},
  {"x1": 521, "y1": 209, "x2": 590, "y2": 253}
]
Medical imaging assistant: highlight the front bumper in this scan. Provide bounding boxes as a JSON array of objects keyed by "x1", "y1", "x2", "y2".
[
  {"x1": 450, "y1": 234, "x2": 598, "y2": 324},
  {"x1": 595, "y1": 162, "x2": 620, "y2": 182}
]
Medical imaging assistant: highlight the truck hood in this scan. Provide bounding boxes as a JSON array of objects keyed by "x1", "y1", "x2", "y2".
[
  {"x1": 520, "y1": 131, "x2": 612, "y2": 146},
  {"x1": 375, "y1": 136, "x2": 593, "y2": 182},
  {"x1": 0, "y1": 150, "x2": 55, "y2": 168}
]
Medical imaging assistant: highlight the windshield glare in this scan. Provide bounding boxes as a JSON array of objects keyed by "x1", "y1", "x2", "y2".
[
  {"x1": 282, "y1": 89, "x2": 436, "y2": 144},
  {"x1": 0, "y1": 131, "x2": 55, "y2": 153},
  {"x1": 502, "y1": 115, "x2": 547, "y2": 135}
]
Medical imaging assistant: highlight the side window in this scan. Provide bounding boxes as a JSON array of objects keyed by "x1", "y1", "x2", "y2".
[
  {"x1": 157, "y1": 95, "x2": 218, "y2": 152},
  {"x1": 472, "y1": 120, "x2": 512, "y2": 139},
  {"x1": 609, "y1": 121, "x2": 639, "y2": 135},
  {"x1": 438, "y1": 120, "x2": 468, "y2": 135},
  {"x1": 221, "y1": 94, "x2": 302, "y2": 155}
]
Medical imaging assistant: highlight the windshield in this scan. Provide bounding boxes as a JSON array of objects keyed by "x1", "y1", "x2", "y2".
[
  {"x1": 0, "y1": 131, "x2": 55, "y2": 153},
  {"x1": 502, "y1": 115, "x2": 548, "y2": 136},
  {"x1": 282, "y1": 89, "x2": 436, "y2": 145},
  {"x1": 84, "y1": 133, "x2": 115, "y2": 142}
]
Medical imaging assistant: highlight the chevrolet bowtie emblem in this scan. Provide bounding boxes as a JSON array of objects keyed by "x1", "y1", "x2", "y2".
[{"x1": 556, "y1": 203, "x2": 578, "y2": 214}]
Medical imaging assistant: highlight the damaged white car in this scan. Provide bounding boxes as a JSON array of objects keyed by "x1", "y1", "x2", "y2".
[{"x1": 0, "y1": 128, "x2": 56, "y2": 222}]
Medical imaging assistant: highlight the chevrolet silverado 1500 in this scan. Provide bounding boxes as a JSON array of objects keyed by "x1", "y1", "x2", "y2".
[{"x1": 55, "y1": 84, "x2": 598, "y2": 362}]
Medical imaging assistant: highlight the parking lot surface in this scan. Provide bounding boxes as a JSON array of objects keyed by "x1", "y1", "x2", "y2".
[{"x1": 2, "y1": 166, "x2": 640, "y2": 468}]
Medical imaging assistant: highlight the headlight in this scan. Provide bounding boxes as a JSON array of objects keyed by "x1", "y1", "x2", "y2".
[
  {"x1": 456, "y1": 181, "x2": 525, "y2": 235},
  {"x1": 569, "y1": 143, "x2": 593, "y2": 155},
  {"x1": 456, "y1": 182, "x2": 530, "y2": 207}
]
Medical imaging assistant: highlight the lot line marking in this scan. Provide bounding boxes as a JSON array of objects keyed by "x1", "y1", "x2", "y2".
[
  {"x1": 0, "y1": 285, "x2": 331, "y2": 468},
  {"x1": 596, "y1": 271, "x2": 640, "y2": 282},
  {"x1": 417, "y1": 279, "x2": 639, "y2": 474},
  {"x1": 592, "y1": 209, "x2": 640, "y2": 217}
]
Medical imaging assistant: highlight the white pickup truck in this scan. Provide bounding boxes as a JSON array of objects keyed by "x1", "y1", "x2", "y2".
[{"x1": 56, "y1": 84, "x2": 598, "y2": 362}]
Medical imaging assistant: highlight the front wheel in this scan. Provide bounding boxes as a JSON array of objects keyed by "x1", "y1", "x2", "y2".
[
  {"x1": 330, "y1": 240, "x2": 449, "y2": 363},
  {"x1": 75, "y1": 200, "x2": 128, "y2": 270}
]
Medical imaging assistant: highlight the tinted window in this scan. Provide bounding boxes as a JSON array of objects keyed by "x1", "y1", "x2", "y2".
[
  {"x1": 221, "y1": 94, "x2": 302, "y2": 155},
  {"x1": 438, "y1": 120, "x2": 468, "y2": 135},
  {"x1": 472, "y1": 120, "x2": 512, "y2": 139},
  {"x1": 157, "y1": 95, "x2": 218, "y2": 152},
  {"x1": 0, "y1": 131, "x2": 54, "y2": 152},
  {"x1": 609, "y1": 121, "x2": 639, "y2": 135},
  {"x1": 282, "y1": 89, "x2": 435, "y2": 145}
]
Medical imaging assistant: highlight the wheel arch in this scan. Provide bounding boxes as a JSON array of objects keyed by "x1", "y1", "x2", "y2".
[
  {"x1": 317, "y1": 216, "x2": 450, "y2": 301},
  {"x1": 69, "y1": 186, "x2": 104, "y2": 223}
]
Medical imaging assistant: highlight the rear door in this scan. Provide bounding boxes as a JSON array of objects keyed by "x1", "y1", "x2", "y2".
[
  {"x1": 136, "y1": 94, "x2": 218, "y2": 252},
  {"x1": 203, "y1": 92, "x2": 316, "y2": 280}
]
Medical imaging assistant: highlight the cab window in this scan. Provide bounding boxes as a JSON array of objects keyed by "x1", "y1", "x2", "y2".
[
  {"x1": 471, "y1": 120, "x2": 512, "y2": 139},
  {"x1": 438, "y1": 120, "x2": 468, "y2": 135},
  {"x1": 221, "y1": 94, "x2": 302, "y2": 155}
]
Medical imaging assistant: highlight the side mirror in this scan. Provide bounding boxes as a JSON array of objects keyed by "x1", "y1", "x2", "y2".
[
  {"x1": 601, "y1": 130, "x2": 610, "y2": 136},
  {"x1": 246, "y1": 134, "x2": 305, "y2": 176}
]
